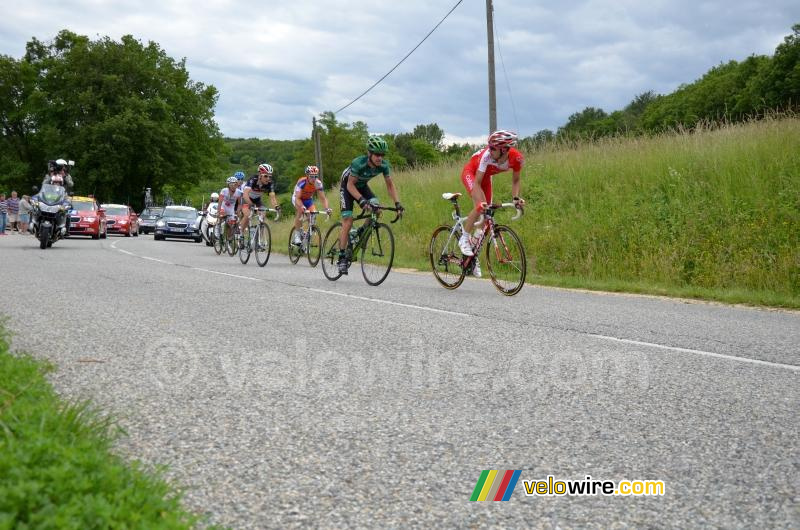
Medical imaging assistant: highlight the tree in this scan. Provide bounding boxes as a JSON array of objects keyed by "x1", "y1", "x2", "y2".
[
  {"x1": 411, "y1": 123, "x2": 445, "y2": 150},
  {"x1": 0, "y1": 30, "x2": 223, "y2": 207}
]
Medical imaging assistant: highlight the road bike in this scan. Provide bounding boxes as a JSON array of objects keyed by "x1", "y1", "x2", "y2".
[
  {"x1": 321, "y1": 205, "x2": 402, "y2": 285},
  {"x1": 215, "y1": 214, "x2": 239, "y2": 257},
  {"x1": 429, "y1": 192, "x2": 526, "y2": 296},
  {"x1": 239, "y1": 206, "x2": 280, "y2": 266},
  {"x1": 289, "y1": 210, "x2": 330, "y2": 267}
]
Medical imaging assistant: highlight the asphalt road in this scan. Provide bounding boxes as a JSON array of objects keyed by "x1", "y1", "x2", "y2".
[{"x1": 2, "y1": 232, "x2": 798, "y2": 528}]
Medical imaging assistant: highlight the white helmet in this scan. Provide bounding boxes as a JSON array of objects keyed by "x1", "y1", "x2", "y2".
[
  {"x1": 55, "y1": 158, "x2": 68, "y2": 166},
  {"x1": 210, "y1": 192, "x2": 219, "y2": 202},
  {"x1": 226, "y1": 176, "x2": 238, "y2": 185}
]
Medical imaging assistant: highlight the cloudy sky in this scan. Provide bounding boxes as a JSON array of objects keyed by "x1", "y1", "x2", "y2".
[{"x1": 1, "y1": 1, "x2": 797, "y2": 143}]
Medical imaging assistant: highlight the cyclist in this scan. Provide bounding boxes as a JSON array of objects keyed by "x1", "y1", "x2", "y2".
[
  {"x1": 240, "y1": 164, "x2": 278, "y2": 240},
  {"x1": 292, "y1": 165, "x2": 331, "y2": 245},
  {"x1": 218, "y1": 176, "x2": 242, "y2": 237},
  {"x1": 458, "y1": 130, "x2": 525, "y2": 275},
  {"x1": 337, "y1": 136, "x2": 404, "y2": 275}
]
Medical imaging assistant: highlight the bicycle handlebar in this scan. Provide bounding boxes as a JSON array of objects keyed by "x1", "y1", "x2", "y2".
[
  {"x1": 353, "y1": 205, "x2": 404, "y2": 224},
  {"x1": 474, "y1": 202, "x2": 524, "y2": 226}
]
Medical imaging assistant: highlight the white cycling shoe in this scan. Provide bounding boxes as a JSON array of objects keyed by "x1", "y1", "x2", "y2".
[{"x1": 458, "y1": 232, "x2": 474, "y2": 256}]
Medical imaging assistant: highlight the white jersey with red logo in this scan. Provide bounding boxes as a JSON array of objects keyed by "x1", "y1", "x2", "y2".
[
  {"x1": 218, "y1": 187, "x2": 242, "y2": 216},
  {"x1": 465, "y1": 147, "x2": 524, "y2": 178}
]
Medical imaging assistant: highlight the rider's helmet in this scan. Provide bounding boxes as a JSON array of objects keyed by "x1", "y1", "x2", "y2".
[
  {"x1": 55, "y1": 158, "x2": 68, "y2": 172},
  {"x1": 226, "y1": 176, "x2": 239, "y2": 185},
  {"x1": 234, "y1": 171, "x2": 246, "y2": 181},
  {"x1": 366, "y1": 136, "x2": 388, "y2": 155},
  {"x1": 304, "y1": 165, "x2": 320, "y2": 178},
  {"x1": 210, "y1": 192, "x2": 219, "y2": 202},
  {"x1": 51, "y1": 175, "x2": 64, "y2": 186},
  {"x1": 257, "y1": 163, "x2": 273, "y2": 176},
  {"x1": 487, "y1": 130, "x2": 518, "y2": 150}
]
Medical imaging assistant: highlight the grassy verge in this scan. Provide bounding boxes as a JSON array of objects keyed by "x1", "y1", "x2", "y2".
[
  {"x1": 0, "y1": 324, "x2": 200, "y2": 529},
  {"x1": 270, "y1": 116, "x2": 799, "y2": 308}
]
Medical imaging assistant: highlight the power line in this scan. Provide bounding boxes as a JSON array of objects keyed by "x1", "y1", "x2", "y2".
[
  {"x1": 333, "y1": 0, "x2": 464, "y2": 115},
  {"x1": 493, "y1": 16, "x2": 520, "y2": 135}
]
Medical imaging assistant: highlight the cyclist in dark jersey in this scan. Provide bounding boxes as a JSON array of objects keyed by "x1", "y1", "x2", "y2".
[
  {"x1": 241, "y1": 163, "x2": 279, "y2": 236},
  {"x1": 337, "y1": 136, "x2": 404, "y2": 274}
]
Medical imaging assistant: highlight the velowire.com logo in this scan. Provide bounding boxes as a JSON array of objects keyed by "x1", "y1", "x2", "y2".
[{"x1": 469, "y1": 470, "x2": 522, "y2": 501}]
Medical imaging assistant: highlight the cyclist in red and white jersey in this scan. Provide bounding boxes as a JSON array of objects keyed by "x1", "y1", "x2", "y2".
[{"x1": 459, "y1": 130, "x2": 525, "y2": 258}]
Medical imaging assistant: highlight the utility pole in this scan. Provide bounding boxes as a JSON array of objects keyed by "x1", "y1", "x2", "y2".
[
  {"x1": 312, "y1": 116, "x2": 323, "y2": 184},
  {"x1": 486, "y1": 0, "x2": 497, "y2": 134}
]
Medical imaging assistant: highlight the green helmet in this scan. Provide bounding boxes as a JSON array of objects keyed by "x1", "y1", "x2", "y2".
[{"x1": 366, "y1": 135, "x2": 388, "y2": 155}]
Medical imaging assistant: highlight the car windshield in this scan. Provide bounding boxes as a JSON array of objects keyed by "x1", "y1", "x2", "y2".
[
  {"x1": 143, "y1": 208, "x2": 163, "y2": 217},
  {"x1": 72, "y1": 201, "x2": 96, "y2": 212},
  {"x1": 104, "y1": 207, "x2": 128, "y2": 216},
  {"x1": 163, "y1": 208, "x2": 197, "y2": 220}
]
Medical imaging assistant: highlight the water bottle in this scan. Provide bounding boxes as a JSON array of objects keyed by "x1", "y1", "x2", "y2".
[{"x1": 349, "y1": 228, "x2": 359, "y2": 245}]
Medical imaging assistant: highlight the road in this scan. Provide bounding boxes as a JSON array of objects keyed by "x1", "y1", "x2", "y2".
[{"x1": 2, "y1": 233, "x2": 798, "y2": 528}]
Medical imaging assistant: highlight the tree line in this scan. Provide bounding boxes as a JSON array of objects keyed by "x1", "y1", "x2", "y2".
[
  {"x1": 1, "y1": 25, "x2": 797, "y2": 208},
  {"x1": 528, "y1": 24, "x2": 800, "y2": 145}
]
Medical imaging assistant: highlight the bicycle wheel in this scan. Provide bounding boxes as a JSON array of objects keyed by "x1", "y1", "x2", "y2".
[
  {"x1": 306, "y1": 225, "x2": 322, "y2": 267},
  {"x1": 288, "y1": 226, "x2": 302, "y2": 264},
  {"x1": 485, "y1": 225, "x2": 527, "y2": 296},
  {"x1": 429, "y1": 225, "x2": 466, "y2": 289},
  {"x1": 227, "y1": 226, "x2": 238, "y2": 256},
  {"x1": 212, "y1": 225, "x2": 223, "y2": 255},
  {"x1": 321, "y1": 222, "x2": 344, "y2": 281},
  {"x1": 255, "y1": 223, "x2": 271, "y2": 267},
  {"x1": 239, "y1": 227, "x2": 252, "y2": 264},
  {"x1": 361, "y1": 222, "x2": 395, "y2": 286}
]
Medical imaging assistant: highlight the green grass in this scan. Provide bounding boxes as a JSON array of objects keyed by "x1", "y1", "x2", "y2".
[
  {"x1": 269, "y1": 116, "x2": 800, "y2": 307},
  {"x1": 0, "y1": 323, "x2": 201, "y2": 529}
]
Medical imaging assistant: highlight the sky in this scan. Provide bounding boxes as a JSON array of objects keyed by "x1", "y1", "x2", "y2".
[{"x1": 0, "y1": 1, "x2": 798, "y2": 144}]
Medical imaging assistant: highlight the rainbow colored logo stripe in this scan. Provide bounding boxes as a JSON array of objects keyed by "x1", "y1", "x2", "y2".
[{"x1": 470, "y1": 470, "x2": 522, "y2": 501}]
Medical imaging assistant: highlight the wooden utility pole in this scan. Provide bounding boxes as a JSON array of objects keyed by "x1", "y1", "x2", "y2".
[
  {"x1": 486, "y1": 0, "x2": 497, "y2": 134},
  {"x1": 312, "y1": 116, "x2": 323, "y2": 184}
]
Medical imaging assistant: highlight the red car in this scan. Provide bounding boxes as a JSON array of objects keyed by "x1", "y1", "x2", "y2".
[
  {"x1": 69, "y1": 196, "x2": 107, "y2": 239},
  {"x1": 102, "y1": 204, "x2": 139, "y2": 237}
]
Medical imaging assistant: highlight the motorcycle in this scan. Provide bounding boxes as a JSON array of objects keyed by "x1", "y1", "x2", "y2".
[
  {"x1": 30, "y1": 184, "x2": 70, "y2": 249},
  {"x1": 199, "y1": 202, "x2": 219, "y2": 246}
]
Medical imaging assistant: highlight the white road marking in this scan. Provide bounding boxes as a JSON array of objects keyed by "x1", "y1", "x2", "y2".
[
  {"x1": 589, "y1": 334, "x2": 800, "y2": 372},
  {"x1": 110, "y1": 240, "x2": 799, "y2": 372}
]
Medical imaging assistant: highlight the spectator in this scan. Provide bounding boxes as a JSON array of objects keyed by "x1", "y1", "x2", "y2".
[
  {"x1": 0, "y1": 193, "x2": 7, "y2": 235},
  {"x1": 18, "y1": 194, "x2": 32, "y2": 235},
  {"x1": 6, "y1": 191, "x2": 19, "y2": 233}
]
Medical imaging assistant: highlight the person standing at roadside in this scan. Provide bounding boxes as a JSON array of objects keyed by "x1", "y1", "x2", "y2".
[
  {"x1": 6, "y1": 191, "x2": 19, "y2": 233},
  {"x1": 18, "y1": 194, "x2": 32, "y2": 235},
  {"x1": 0, "y1": 193, "x2": 7, "y2": 235}
]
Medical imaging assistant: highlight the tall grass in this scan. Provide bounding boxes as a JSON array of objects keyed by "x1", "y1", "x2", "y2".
[{"x1": 272, "y1": 116, "x2": 799, "y2": 307}]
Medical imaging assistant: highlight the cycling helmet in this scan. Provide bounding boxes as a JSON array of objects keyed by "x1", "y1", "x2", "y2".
[
  {"x1": 366, "y1": 135, "x2": 388, "y2": 155},
  {"x1": 234, "y1": 171, "x2": 246, "y2": 180},
  {"x1": 210, "y1": 192, "x2": 219, "y2": 202},
  {"x1": 226, "y1": 176, "x2": 239, "y2": 185},
  {"x1": 487, "y1": 130, "x2": 518, "y2": 149},
  {"x1": 257, "y1": 163, "x2": 273, "y2": 176},
  {"x1": 304, "y1": 165, "x2": 319, "y2": 177}
]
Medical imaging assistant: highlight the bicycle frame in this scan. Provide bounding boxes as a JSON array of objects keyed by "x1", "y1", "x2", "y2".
[{"x1": 346, "y1": 206, "x2": 401, "y2": 259}]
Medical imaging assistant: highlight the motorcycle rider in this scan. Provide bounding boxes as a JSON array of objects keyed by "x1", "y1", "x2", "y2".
[{"x1": 43, "y1": 159, "x2": 74, "y2": 192}]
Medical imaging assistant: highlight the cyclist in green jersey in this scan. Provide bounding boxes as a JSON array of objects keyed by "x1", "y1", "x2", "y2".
[{"x1": 337, "y1": 135, "x2": 404, "y2": 274}]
